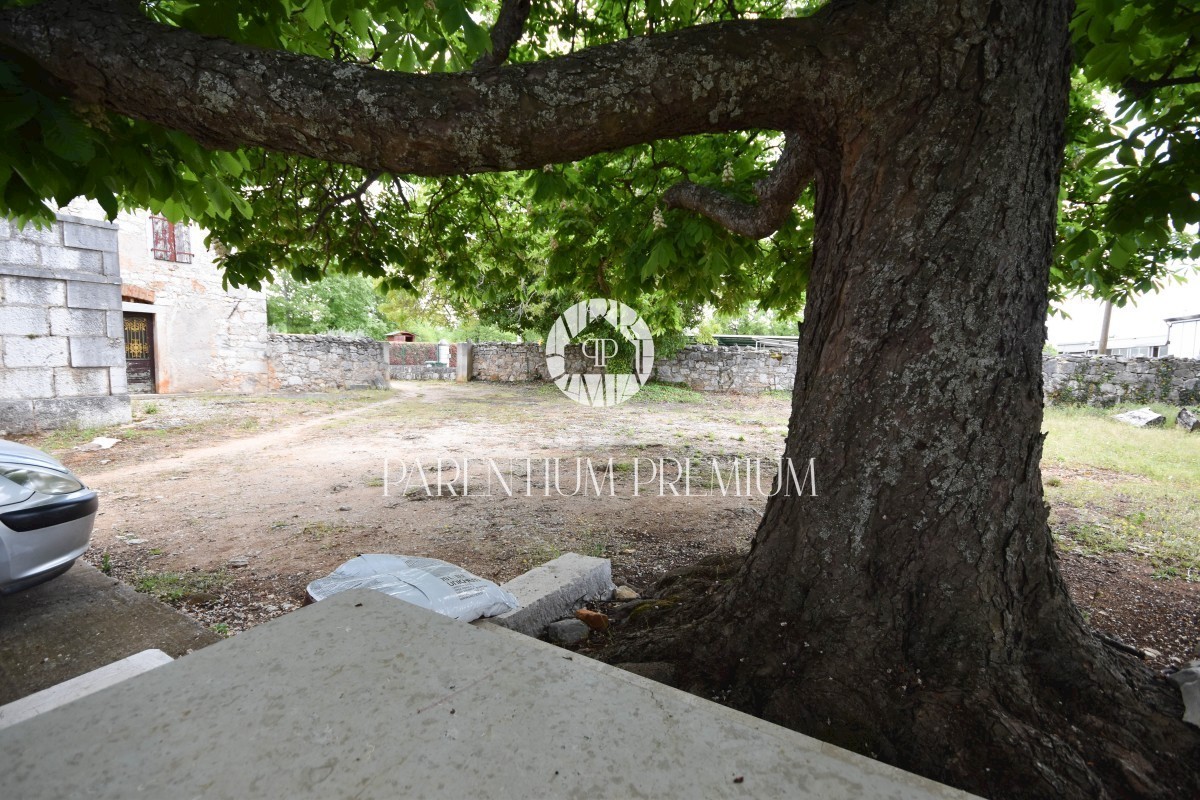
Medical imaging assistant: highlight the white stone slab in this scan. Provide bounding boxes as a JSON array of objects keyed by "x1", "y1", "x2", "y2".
[
  {"x1": 489, "y1": 552, "x2": 613, "y2": 635},
  {"x1": 1112, "y1": 407, "x2": 1166, "y2": 427},
  {"x1": 0, "y1": 591, "x2": 975, "y2": 799},
  {"x1": 0, "y1": 648, "x2": 172, "y2": 731}
]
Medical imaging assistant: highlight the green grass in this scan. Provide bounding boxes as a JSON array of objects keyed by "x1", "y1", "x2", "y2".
[
  {"x1": 134, "y1": 570, "x2": 232, "y2": 602},
  {"x1": 630, "y1": 382, "x2": 706, "y2": 404},
  {"x1": 33, "y1": 425, "x2": 107, "y2": 451},
  {"x1": 1042, "y1": 404, "x2": 1200, "y2": 483},
  {"x1": 1042, "y1": 404, "x2": 1200, "y2": 576}
]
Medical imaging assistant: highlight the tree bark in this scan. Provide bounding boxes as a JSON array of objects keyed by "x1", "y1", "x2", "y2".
[
  {"x1": 2, "y1": 0, "x2": 1198, "y2": 795},
  {"x1": 0, "y1": 0, "x2": 847, "y2": 175}
]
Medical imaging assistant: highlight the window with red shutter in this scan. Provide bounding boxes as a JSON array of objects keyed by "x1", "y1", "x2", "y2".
[{"x1": 150, "y1": 216, "x2": 194, "y2": 263}]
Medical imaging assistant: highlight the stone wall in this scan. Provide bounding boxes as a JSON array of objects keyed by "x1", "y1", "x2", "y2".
[
  {"x1": 468, "y1": 342, "x2": 796, "y2": 393},
  {"x1": 390, "y1": 364, "x2": 457, "y2": 381},
  {"x1": 405, "y1": 343, "x2": 1200, "y2": 403},
  {"x1": 655, "y1": 345, "x2": 797, "y2": 392},
  {"x1": 471, "y1": 342, "x2": 550, "y2": 382},
  {"x1": 266, "y1": 333, "x2": 389, "y2": 392},
  {"x1": 0, "y1": 215, "x2": 131, "y2": 433},
  {"x1": 1043, "y1": 354, "x2": 1200, "y2": 406}
]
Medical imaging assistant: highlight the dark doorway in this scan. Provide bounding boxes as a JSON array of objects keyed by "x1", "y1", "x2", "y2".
[{"x1": 123, "y1": 312, "x2": 156, "y2": 394}]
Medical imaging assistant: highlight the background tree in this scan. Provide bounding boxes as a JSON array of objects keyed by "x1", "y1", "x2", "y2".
[
  {"x1": 267, "y1": 272, "x2": 391, "y2": 337},
  {"x1": 1, "y1": 0, "x2": 1198, "y2": 797}
]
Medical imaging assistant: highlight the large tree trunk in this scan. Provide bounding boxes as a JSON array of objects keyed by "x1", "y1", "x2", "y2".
[{"x1": 612, "y1": 2, "x2": 1200, "y2": 797}]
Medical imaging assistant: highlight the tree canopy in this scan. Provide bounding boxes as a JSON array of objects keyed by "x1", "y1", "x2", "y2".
[{"x1": 3, "y1": 0, "x2": 1191, "y2": 323}]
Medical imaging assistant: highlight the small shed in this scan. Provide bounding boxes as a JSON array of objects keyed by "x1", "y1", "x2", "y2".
[{"x1": 386, "y1": 330, "x2": 416, "y2": 343}]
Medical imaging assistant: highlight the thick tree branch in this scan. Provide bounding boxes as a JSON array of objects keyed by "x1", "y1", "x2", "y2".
[
  {"x1": 311, "y1": 169, "x2": 383, "y2": 231},
  {"x1": 1124, "y1": 73, "x2": 1200, "y2": 98},
  {"x1": 0, "y1": 0, "x2": 852, "y2": 177},
  {"x1": 473, "y1": 0, "x2": 532, "y2": 70},
  {"x1": 662, "y1": 133, "x2": 814, "y2": 238}
]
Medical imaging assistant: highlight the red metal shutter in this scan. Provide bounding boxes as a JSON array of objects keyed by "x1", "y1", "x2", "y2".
[{"x1": 151, "y1": 216, "x2": 175, "y2": 261}]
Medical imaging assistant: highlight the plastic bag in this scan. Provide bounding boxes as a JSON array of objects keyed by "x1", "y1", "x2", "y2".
[{"x1": 306, "y1": 554, "x2": 519, "y2": 622}]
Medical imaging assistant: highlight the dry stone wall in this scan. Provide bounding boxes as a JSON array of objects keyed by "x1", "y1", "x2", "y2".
[
  {"x1": 266, "y1": 334, "x2": 389, "y2": 392},
  {"x1": 466, "y1": 342, "x2": 797, "y2": 393},
  {"x1": 1043, "y1": 354, "x2": 1200, "y2": 406},
  {"x1": 400, "y1": 343, "x2": 1200, "y2": 404},
  {"x1": 391, "y1": 364, "x2": 456, "y2": 381},
  {"x1": 471, "y1": 342, "x2": 549, "y2": 382},
  {"x1": 655, "y1": 345, "x2": 797, "y2": 392}
]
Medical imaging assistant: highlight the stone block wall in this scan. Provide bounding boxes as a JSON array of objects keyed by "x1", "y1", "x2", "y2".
[
  {"x1": 0, "y1": 215, "x2": 131, "y2": 433},
  {"x1": 266, "y1": 333, "x2": 389, "y2": 392},
  {"x1": 1042, "y1": 354, "x2": 1200, "y2": 406}
]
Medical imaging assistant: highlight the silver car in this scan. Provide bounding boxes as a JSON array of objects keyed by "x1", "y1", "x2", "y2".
[{"x1": 0, "y1": 440, "x2": 97, "y2": 593}]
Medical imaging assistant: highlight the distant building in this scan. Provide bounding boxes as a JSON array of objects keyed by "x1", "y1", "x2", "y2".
[
  {"x1": 1048, "y1": 280, "x2": 1200, "y2": 359},
  {"x1": 711, "y1": 334, "x2": 799, "y2": 350},
  {"x1": 0, "y1": 202, "x2": 268, "y2": 432},
  {"x1": 386, "y1": 330, "x2": 416, "y2": 343},
  {"x1": 91, "y1": 205, "x2": 269, "y2": 395}
]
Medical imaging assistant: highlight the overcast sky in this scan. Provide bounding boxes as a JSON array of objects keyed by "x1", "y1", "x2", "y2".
[{"x1": 1047, "y1": 275, "x2": 1200, "y2": 350}]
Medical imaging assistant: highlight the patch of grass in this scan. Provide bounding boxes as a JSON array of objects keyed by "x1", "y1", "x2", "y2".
[
  {"x1": 141, "y1": 402, "x2": 159, "y2": 415},
  {"x1": 210, "y1": 622, "x2": 231, "y2": 637},
  {"x1": 1043, "y1": 405, "x2": 1200, "y2": 574},
  {"x1": 1043, "y1": 404, "x2": 1200, "y2": 484},
  {"x1": 134, "y1": 570, "x2": 231, "y2": 603},
  {"x1": 632, "y1": 382, "x2": 706, "y2": 404},
  {"x1": 521, "y1": 541, "x2": 563, "y2": 569},
  {"x1": 33, "y1": 425, "x2": 107, "y2": 452}
]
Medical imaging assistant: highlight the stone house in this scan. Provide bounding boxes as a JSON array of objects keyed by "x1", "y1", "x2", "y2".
[{"x1": 0, "y1": 202, "x2": 268, "y2": 433}]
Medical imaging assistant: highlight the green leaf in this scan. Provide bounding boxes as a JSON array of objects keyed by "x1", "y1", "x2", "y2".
[
  {"x1": 302, "y1": 1, "x2": 327, "y2": 30},
  {"x1": 41, "y1": 107, "x2": 94, "y2": 163}
]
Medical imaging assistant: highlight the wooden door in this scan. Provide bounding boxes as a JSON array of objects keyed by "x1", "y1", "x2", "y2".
[{"x1": 123, "y1": 312, "x2": 156, "y2": 393}]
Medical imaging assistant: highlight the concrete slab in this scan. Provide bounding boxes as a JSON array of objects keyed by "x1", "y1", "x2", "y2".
[
  {"x1": 0, "y1": 648, "x2": 172, "y2": 730},
  {"x1": 0, "y1": 562, "x2": 219, "y2": 705},
  {"x1": 490, "y1": 552, "x2": 613, "y2": 636},
  {"x1": 0, "y1": 590, "x2": 974, "y2": 799}
]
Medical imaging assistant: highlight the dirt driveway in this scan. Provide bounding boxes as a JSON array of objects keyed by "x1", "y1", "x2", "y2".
[
  {"x1": 52, "y1": 383, "x2": 787, "y2": 632},
  {"x1": 13, "y1": 383, "x2": 1195, "y2": 668}
]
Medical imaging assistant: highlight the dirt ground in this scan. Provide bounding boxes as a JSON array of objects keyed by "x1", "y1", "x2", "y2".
[{"x1": 14, "y1": 383, "x2": 1198, "y2": 669}]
